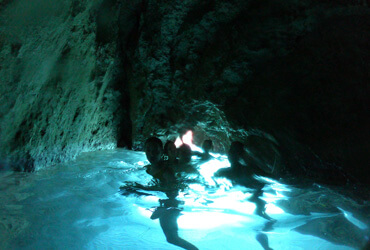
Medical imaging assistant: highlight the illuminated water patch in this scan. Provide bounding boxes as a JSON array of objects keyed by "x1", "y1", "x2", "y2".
[
  {"x1": 338, "y1": 207, "x2": 368, "y2": 230},
  {"x1": 178, "y1": 211, "x2": 252, "y2": 229},
  {"x1": 197, "y1": 157, "x2": 231, "y2": 186},
  {"x1": 1, "y1": 149, "x2": 367, "y2": 250},
  {"x1": 265, "y1": 203, "x2": 285, "y2": 214}
]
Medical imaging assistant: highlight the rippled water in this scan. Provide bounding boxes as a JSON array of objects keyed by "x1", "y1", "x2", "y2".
[{"x1": 0, "y1": 149, "x2": 369, "y2": 249}]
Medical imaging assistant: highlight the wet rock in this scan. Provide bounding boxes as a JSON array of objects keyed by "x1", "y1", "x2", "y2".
[
  {"x1": 0, "y1": 0, "x2": 129, "y2": 169},
  {"x1": 294, "y1": 215, "x2": 367, "y2": 249},
  {"x1": 0, "y1": 0, "x2": 368, "y2": 185},
  {"x1": 123, "y1": 0, "x2": 369, "y2": 184},
  {"x1": 11, "y1": 153, "x2": 35, "y2": 173}
]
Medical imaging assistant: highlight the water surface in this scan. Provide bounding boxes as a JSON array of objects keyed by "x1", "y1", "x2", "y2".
[{"x1": 0, "y1": 149, "x2": 369, "y2": 249}]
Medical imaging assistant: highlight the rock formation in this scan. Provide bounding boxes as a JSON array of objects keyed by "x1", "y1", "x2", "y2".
[{"x1": 0, "y1": 0, "x2": 369, "y2": 183}]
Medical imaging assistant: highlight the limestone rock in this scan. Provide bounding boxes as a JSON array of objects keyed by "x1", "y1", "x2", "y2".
[
  {"x1": 0, "y1": 0, "x2": 368, "y2": 184},
  {"x1": 0, "y1": 0, "x2": 128, "y2": 169}
]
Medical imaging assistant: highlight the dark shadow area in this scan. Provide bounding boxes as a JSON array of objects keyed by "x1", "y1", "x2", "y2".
[
  {"x1": 115, "y1": 0, "x2": 147, "y2": 149},
  {"x1": 226, "y1": 12, "x2": 370, "y2": 184}
]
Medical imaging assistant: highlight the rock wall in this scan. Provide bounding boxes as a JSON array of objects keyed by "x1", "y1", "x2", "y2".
[
  {"x1": 0, "y1": 0, "x2": 368, "y2": 184},
  {"x1": 0, "y1": 0, "x2": 130, "y2": 170},
  {"x1": 121, "y1": 0, "x2": 369, "y2": 183}
]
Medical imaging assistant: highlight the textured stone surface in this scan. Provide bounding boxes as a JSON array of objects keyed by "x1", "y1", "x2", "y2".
[
  {"x1": 0, "y1": 0, "x2": 129, "y2": 170},
  {"x1": 0, "y1": 0, "x2": 368, "y2": 184},
  {"x1": 122, "y1": 0, "x2": 369, "y2": 183}
]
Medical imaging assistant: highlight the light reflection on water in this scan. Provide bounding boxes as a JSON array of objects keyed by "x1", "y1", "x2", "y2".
[{"x1": 0, "y1": 149, "x2": 369, "y2": 250}]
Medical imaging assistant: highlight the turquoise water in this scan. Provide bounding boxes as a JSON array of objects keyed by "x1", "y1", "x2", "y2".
[{"x1": 0, "y1": 149, "x2": 369, "y2": 249}]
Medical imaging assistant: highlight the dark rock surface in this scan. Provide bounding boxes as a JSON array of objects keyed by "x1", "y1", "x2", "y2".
[
  {"x1": 0, "y1": 0, "x2": 369, "y2": 183},
  {"x1": 0, "y1": 0, "x2": 129, "y2": 169},
  {"x1": 120, "y1": 0, "x2": 369, "y2": 183}
]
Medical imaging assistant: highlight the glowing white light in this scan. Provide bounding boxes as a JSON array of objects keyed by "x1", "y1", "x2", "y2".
[
  {"x1": 175, "y1": 137, "x2": 183, "y2": 148},
  {"x1": 255, "y1": 176, "x2": 292, "y2": 193},
  {"x1": 206, "y1": 191, "x2": 257, "y2": 215},
  {"x1": 338, "y1": 207, "x2": 368, "y2": 230},
  {"x1": 182, "y1": 131, "x2": 193, "y2": 146},
  {"x1": 254, "y1": 176, "x2": 278, "y2": 184},
  {"x1": 209, "y1": 152, "x2": 228, "y2": 159},
  {"x1": 265, "y1": 204, "x2": 285, "y2": 214},
  {"x1": 262, "y1": 191, "x2": 287, "y2": 203},
  {"x1": 191, "y1": 145, "x2": 204, "y2": 153},
  {"x1": 136, "y1": 205, "x2": 153, "y2": 217},
  {"x1": 214, "y1": 177, "x2": 233, "y2": 190},
  {"x1": 178, "y1": 211, "x2": 251, "y2": 229},
  {"x1": 117, "y1": 161, "x2": 131, "y2": 167},
  {"x1": 198, "y1": 158, "x2": 231, "y2": 186},
  {"x1": 136, "y1": 161, "x2": 145, "y2": 166},
  {"x1": 188, "y1": 184, "x2": 205, "y2": 192},
  {"x1": 176, "y1": 130, "x2": 203, "y2": 152}
]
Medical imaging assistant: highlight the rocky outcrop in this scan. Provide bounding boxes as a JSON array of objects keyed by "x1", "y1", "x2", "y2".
[
  {"x1": 0, "y1": 0, "x2": 130, "y2": 170},
  {"x1": 122, "y1": 0, "x2": 369, "y2": 183},
  {"x1": 0, "y1": 0, "x2": 368, "y2": 184}
]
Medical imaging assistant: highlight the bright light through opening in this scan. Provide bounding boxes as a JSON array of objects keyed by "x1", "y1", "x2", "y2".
[
  {"x1": 174, "y1": 137, "x2": 183, "y2": 148},
  {"x1": 174, "y1": 130, "x2": 203, "y2": 152},
  {"x1": 182, "y1": 131, "x2": 193, "y2": 146}
]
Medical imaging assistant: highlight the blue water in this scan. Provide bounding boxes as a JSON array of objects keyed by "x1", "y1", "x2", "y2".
[{"x1": 0, "y1": 149, "x2": 368, "y2": 249}]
